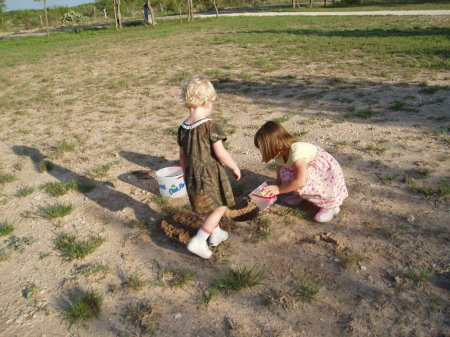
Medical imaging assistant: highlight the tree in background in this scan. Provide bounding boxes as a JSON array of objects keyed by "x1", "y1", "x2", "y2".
[
  {"x1": 0, "y1": 0, "x2": 5, "y2": 29},
  {"x1": 187, "y1": 0, "x2": 194, "y2": 21},
  {"x1": 148, "y1": 0, "x2": 156, "y2": 25},
  {"x1": 33, "y1": 0, "x2": 49, "y2": 37},
  {"x1": 112, "y1": 0, "x2": 122, "y2": 28},
  {"x1": 211, "y1": 0, "x2": 219, "y2": 17}
]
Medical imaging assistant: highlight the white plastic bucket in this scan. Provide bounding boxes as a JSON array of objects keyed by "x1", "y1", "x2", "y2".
[
  {"x1": 155, "y1": 166, "x2": 186, "y2": 198},
  {"x1": 249, "y1": 182, "x2": 277, "y2": 211}
]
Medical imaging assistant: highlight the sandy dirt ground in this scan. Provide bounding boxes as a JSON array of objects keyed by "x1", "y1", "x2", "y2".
[{"x1": 0, "y1": 14, "x2": 449, "y2": 337}]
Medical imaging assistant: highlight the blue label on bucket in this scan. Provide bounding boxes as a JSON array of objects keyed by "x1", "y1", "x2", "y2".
[
  {"x1": 160, "y1": 184, "x2": 166, "y2": 190},
  {"x1": 169, "y1": 182, "x2": 185, "y2": 195}
]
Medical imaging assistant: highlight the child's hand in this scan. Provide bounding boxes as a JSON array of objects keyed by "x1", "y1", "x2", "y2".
[
  {"x1": 232, "y1": 167, "x2": 241, "y2": 181},
  {"x1": 262, "y1": 185, "x2": 280, "y2": 197}
]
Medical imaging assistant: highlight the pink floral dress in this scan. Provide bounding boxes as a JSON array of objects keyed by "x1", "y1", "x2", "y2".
[{"x1": 278, "y1": 144, "x2": 348, "y2": 209}]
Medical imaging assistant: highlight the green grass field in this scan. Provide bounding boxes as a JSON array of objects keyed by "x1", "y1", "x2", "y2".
[
  {"x1": 0, "y1": 10, "x2": 449, "y2": 336},
  {"x1": 1, "y1": 14, "x2": 448, "y2": 74}
]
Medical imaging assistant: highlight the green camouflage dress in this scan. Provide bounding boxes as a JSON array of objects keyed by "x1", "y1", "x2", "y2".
[{"x1": 177, "y1": 118, "x2": 235, "y2": 214}]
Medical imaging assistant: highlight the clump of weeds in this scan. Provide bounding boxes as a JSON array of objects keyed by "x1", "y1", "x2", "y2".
[
  {"x1": 159, "y1": 268, "x2": 193, "y2": 288},
  {"x1": 123, "y1": 270, "x2": 147, "y2": 291},
  {"x1": 61, "y1": 289, "x2": 103, "y2": 328},
  {"x1": 196, "y1": 287, "x2": 217, "y2": 309},
  {"x1": 405, "y1": 267, "x2": 432, "y2": 286},
  {"x1": 38, "y1": 160, "x2": 53, "y2": 173},
  {"x1": 0, "y1": 173, "x2": 15, "y2": 184},
  {"x1": 292, "y1": 276, "x2": 321, "y2": 303},
  {"x1": 123, "y1": 300, "x2": 157, "y2": 336},
  {"x1": 0, "y1": 220, "x2": 14, "y2": 237},
  {"x1": 40, "y1": 203, "x2": 74, "y2": 219},
  {"x1": 213, "y1": 265, "x2": 265, "y2": 293},
  {"x1": 15, "y1": 186, "x2": 35, "y2": 197},
  {"x1": 55, "y1": 233, "x2": 104, "y2": 260}
]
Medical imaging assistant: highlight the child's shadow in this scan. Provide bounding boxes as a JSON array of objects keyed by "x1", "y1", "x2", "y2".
[
  {"x1": 11, "y1": 146, "x2": 162, "y2": 225},
  {"x1": 118, "y1": 151, "x2": 178, "y2": 194}
]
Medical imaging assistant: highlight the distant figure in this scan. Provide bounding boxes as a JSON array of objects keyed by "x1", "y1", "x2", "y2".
[{"x1": 143, "y1": 3, "x2": 156, "y2": 25}]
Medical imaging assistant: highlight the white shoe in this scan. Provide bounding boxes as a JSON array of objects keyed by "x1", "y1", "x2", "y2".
[
  {"x1": 209, "y1": 227, "x2": 228, "y2": 247},
  {"x1": 314, "y1": 207, "x2": 340, "y2": 223},
  {"x1": 187, "y1": 237, "x2": 212, "y2": 259}
]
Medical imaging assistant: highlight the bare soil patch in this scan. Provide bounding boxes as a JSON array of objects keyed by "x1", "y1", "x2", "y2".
[{"x1": 0, "y1": 15, "x2": 449, "y2": 337}]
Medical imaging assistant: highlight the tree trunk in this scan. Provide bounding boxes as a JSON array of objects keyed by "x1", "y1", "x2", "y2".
[
  {"x1": 212, "y1": 0, "x2": 219, "y2": 17},
  {"x1": 117, "y1": 0, "x2": 122, "y2": 28},
  {"x1": 113, "y1": 0, "x2": 118, "y2": 29},
  {"x1": 44, "y1": 0, "x2": 49, "y2": 37},
  {"x1": 187, "y1": 0, "x2": 194, "y2": 21},
  {"x1": 147, "y1": 0, "x2": 156, "y2": 25},
  {"x1": 113, "y1": 0, "x2": 122, "y2": 29},
  {"x1": 309, "y1": 0, "x2": 312, "y2": 7}
]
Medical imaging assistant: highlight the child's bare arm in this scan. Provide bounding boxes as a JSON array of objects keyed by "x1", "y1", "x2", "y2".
[{"x1": 212, "y1": 140, "x2": 241, "y2": 180}]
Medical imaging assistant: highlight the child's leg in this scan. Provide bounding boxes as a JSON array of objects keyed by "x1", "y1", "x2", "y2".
[
  {"x1": 278, "y1": 167, "x2": 303, "y2": 205},
  {"x1": 187, "y1": 206, "x2": 228, "y2": 259}
]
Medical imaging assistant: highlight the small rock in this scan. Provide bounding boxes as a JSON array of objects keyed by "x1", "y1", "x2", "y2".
[
  {"x1": 406, "y1": 215, "x2": 415, "y2": 224},
  {"x1": 360, "y1": 266, "x2": 367, "y2": 271},
  {"x1": 173, "y1": 312, "x2": 182, "y2": 319}
]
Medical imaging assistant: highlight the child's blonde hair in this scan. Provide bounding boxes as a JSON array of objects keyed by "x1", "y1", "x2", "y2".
[
  {"x1": 254, "y1": 121, "x2": 296, "y2": 163},
  {"x1": 181, "y1": 76, "x2": 217, "y2": 108}
]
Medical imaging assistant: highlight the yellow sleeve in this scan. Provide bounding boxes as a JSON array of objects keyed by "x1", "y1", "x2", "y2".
[{"x1": 290, "y1": 142, "x2": 317, "y2": 164}]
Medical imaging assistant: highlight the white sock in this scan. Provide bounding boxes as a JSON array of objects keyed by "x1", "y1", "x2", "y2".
[{"x1": 195, "y1": 227, "x2": 210, "y2": 241}]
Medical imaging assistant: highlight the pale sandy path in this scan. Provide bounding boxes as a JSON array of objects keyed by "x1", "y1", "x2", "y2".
[{"x1": 196, "y1": 9, "x2": 450, "y2": 17}]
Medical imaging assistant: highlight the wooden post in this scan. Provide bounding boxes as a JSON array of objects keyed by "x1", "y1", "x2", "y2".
[{"x1": 44, "y1": 0, "x2": 49, "y2": 37}]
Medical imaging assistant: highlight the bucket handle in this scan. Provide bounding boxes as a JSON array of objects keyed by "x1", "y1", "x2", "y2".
[
  {"x1": 172, "y1": 165, "x2": 184, "y2": 179},
  {"x1": 251, "y1": 193, "x2": 276, "y2": 200}
]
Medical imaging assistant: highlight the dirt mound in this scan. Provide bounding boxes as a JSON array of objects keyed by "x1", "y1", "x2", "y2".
[
  {"x1": 160, "y1": 199, "x2": 259, "y2": 244},
  {"x1": 225, "y1": 198, "x2": 259, "y2": 222},
  {"x1": 310, "y1": 232, "x2": 347, "y2": 252},
  {"x1": 160, "y1": 209, "x2": 235, "y2": 244}
]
